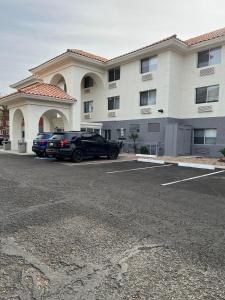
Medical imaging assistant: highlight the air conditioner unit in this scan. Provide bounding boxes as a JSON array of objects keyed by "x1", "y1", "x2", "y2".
[
  {"x1": 198, "y1": 105, "x2": 213, "y2": 113},
  {"x1": 200, "y1": 67, "x2": 215, "y2": 77},
  {"x1": 108, "y1": 111, "x2": 117, "y2": 117},
  {"x1": 84, "y1": 113, "x2": 92, "y2": 119},
  {"x1": 108, "y1": 82, "x2": 117, "y2": 89},
  {"x1": 84, "y1": 88, "x2": 91, "y2": 94},
  {"x1": 142, "y1": 73, "x2": 153, "y2": 81},
  {"x1": 140, "y1": 107, "x2": 152, "y2": 114}
]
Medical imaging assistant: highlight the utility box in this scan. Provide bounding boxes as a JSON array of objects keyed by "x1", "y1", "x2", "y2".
[
  {"x1": 3, "y1": 140, "x2": 11, "y2": 151},
  {"x1": 18, "y1": 141, "x2": 27, "y2": 153}
]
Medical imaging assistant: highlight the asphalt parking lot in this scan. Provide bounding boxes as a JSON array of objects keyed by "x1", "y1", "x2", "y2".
[{"x1": 1, "y1": 153, "x2": 225, "y2": 299}]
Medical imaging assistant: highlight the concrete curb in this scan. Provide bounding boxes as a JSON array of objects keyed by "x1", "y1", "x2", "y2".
[
  {"x1": 178, "y1": 162, "x2": 216, "y2": 170},
  {"x1": 137, "y1": 158, "x2": 165, "y2": 164}
]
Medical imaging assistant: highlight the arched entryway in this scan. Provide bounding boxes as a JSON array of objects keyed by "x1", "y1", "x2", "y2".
[
  {"x1": 11, "y1": 109, "x2": 25, "y2": 150},
  {"x1": 38, "y1": 109, "x2": 69, "y2": 133},
  {"x1": 50, "y1": 74, "x2": 67, "y2": 92}
]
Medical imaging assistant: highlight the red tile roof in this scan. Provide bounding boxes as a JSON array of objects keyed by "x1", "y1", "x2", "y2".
[
  {"x1": 185, "y1": 27, "x2": 225, "y2": 46},
  {"x1": 68, "y1": 49, "x2": 108, "y2": 62},
  {"x1": 0, "y1": 83, "x2": 75, "y2": 102}
]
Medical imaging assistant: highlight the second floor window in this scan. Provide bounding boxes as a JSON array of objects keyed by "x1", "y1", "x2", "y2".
[
  {"x1": 196, "y1": 85, "x2": 219, "y2": 104},
  {"x1": 84, "y1": 76, "x2": 93, "y2": 89},
  {"x1": 140, "y1": 89, "x2": 156, "y2": 106},
  {"x1": 108, "y1": 67, "x2": 120, "y2": 82},
  {"x1": 108, "y1": 96, "x2": 120, "y2": 110},
  {"x1": 84, "y1": 101, "x2": 93, "y2": 113},
  {"x1": 141, "y1": 56, "x2": 157, "y2": 73},
  {"x1": 197, "y1": 47, "x2": 221, "y2": 68}
]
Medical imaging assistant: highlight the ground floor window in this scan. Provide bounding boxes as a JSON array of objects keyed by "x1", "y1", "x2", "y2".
[
  {"x1": 104, "y1": 129, "x2": 111, "y2": 140},
  {"x1": 194, "y1": 129, "x2": 217, "y2": 145}
]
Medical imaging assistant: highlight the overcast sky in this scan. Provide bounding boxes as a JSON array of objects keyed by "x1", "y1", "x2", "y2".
[{"x1": 1, "y1": 0, "x2": 225, "y2": 94}]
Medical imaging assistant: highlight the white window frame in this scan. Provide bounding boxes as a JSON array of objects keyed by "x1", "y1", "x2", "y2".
[
  {"x1": 193, "y1": 128, "x2": 217, "y2": 145},
  {"x1": 195, "y1": 85, "x2": 219, "y2": 104},
  {"x1": 141, "y1": 56, "x2": 157, "y2": 74},
  {"x1": 84, "y1": 101, "x2": 93, "y2": 113},
  {"x1": 197, "y1": 47, "x2": 221, "y2": 68}
]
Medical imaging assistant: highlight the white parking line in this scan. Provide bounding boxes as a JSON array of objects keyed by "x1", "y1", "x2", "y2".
[
  {"x1": 107, "y1": 164, "x2": 173, "y2": 174},
  {"x1": 162, "y1": 170, "x2": 225, "y2": 186},
  {"x1": 62, "y1": 159, "x2": 136, "y2": 167}
]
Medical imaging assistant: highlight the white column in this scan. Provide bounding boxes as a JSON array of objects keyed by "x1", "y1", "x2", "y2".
[
  {"x1": 24, "y1": 105, "x2": 40, "y2": 153},
  {"x1": 66, "y1": 69, "x2": 82, "y2": 131}
]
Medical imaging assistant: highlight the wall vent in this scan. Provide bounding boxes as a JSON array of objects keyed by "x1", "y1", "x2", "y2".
[
  {"x1": 200, "y1": 67, "x2": 215, "y2": 77},
  {"x1": 108, "y1": 111, "x2": 117, "y2": 117},
  {"x1": 84, "y1": 88, "x2": 91, "y2": 94},
  {"x1": 142, "y1": 73, "x2": 153, "y2": 81},
  {"x1": 84, "y1": 113, "x2": 92, "y2": 119},
  {"x1": 198, "y1": 105, "x2": 213, "y2": 113},
  {"x1": 108, "y1": 82, "x2": 117, "y2": 89},
  {"x1": 140, "y1": 107, "x2": 152, "y2": 114}
]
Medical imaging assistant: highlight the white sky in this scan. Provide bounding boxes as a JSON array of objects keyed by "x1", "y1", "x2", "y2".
[{"x1": 1, "y1": 0, "x2": 225, "y2": 94}]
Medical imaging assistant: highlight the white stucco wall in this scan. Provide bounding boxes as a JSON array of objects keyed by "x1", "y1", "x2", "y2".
[{"x1": 34, "y1": 42, "x2": 225, "y2": 125}]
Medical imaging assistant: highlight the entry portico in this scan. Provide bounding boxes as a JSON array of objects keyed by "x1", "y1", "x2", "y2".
[{"x1": 0, "y1": 82, "x2": 75, "y2": 153}]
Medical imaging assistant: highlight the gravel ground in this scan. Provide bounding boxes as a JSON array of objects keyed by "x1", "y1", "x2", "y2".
[{"x1": 1, "y1": 153, "x2": 225, "y2": 299}]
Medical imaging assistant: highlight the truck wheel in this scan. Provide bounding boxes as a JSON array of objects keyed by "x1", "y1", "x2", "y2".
[
  {"x1": 72, "y1": 150, "x2": 83, "y2": 163},
  {"x1": 108, "y1": 150, "x2": 119, "y2": 160}
]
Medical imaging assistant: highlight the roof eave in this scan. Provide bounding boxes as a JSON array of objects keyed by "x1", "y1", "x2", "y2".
[
  {"x1": 10, "y1": 75, "x2": 42, "y2": 89},
  {"x1": 29, "y1": 51, "x2": 105, "y2": 75},
  {"x1": 0, "y1": 92, "x2": 76, "y2": 105},
  {"x1": 105, "y1": 38, "x2": 188, "y2": 66}
]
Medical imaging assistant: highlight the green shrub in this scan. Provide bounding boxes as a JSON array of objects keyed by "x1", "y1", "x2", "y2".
[
  {"x1": 219, "y1": 148, "x2": 225, "y2": 157},
  {"x1": 140, "y1": 146, "x2": 150, "y2": 155}
]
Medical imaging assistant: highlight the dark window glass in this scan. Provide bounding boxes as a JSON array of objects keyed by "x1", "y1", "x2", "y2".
[
  {"x1": 141, "y1": 58, "x2": 149, "y2": 73},
  {"x1": 197, "y1": 47, "x2": 221, "y2": 68},
  {"x1": 193, "y1": 129, "x2": 216, "y2": 145},
  {"x1": 104, "y1": 130, "x2": 111, "y2": 140},
  {"x1": 108, "y1": 96, "x2": 120, "y2": 110},
  {"x1": 141, "y1": 56, "x2": 157, "y2": 73},
  {"x1": 140, "y1": 90, "x2": 156, "y2": 106},
  {"x1": 196, "y1": 87, "x2": 207, "y2": 104},
  {"x1": 84, "y1": 101, "x2": 93, "y2": 113},
  {"x1": 108, "y1": 67, "x2": 120, "y2": 82},
  {"x1": 196, "y1": 85, "x2": 219, "y2": 104},
  {"x1": 198, "y1": 50, "x2": 209, "y2": 68},
  {"x1": 84, "y1": 76, "x2": 93, "y2": 88},
  {"x1": 64, "y1": 83, "x2": 67, "y2": 92}
]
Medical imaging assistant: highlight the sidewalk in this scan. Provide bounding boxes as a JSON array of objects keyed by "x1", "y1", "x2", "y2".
[{"x1": 151, "y1": 155, "x2": 225, "y2": 169}]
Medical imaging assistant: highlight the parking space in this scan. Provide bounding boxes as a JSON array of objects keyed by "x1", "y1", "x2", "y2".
[{"x1": 1, "y1": 153, "x2": 225, "y2": 299}]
